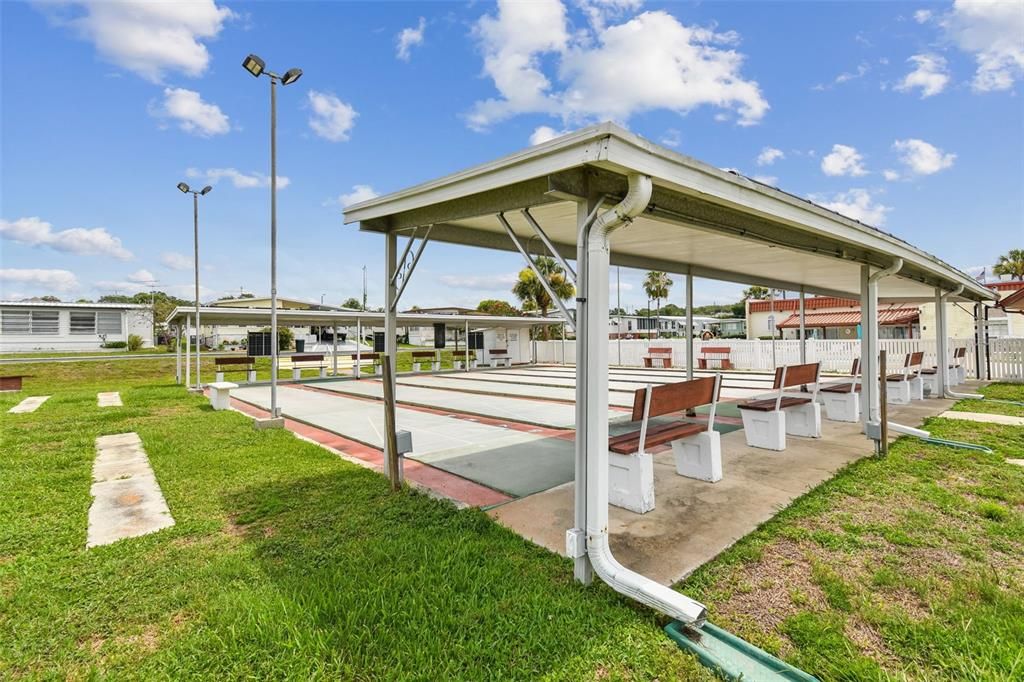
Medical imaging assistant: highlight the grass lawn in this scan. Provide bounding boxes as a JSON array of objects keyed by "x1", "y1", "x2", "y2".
[
  {"x1": 2, "y1": 359, "x2": 1022, "y2": 680},
  {"x1": 0, "y1": 347, "x2": 169, "y2": 359}
]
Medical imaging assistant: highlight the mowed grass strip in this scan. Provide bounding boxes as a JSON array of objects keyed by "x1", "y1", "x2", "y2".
[
  {"x1": 0, "y1": 360, "x2": 710, "y2": 680},
  {"x1": 679, "y1": 383, "x2": 1024, "y2": 681}
]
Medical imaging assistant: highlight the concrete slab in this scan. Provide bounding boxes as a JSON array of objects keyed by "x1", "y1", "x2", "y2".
[
  {"x1": 489, "y1": 386, "x2": 973, "y2": 585},
  {"x1": 398, "y1": 374, "x2": 637, "y2": 407},
  {"x1": 97, "y1": 391, "x2": 122, "y2": 407},
  {"x1": 315, "y1": 378, "x2": 624, "y2": 428},
  {"x1": 938, "y1": 410, "x2": 1024, "y2": 426},
  {"x1": 1007, "y1": 459, "x2": 1024, "y2": 467},
  {"x1": 8, "y1": 396, "x2": 49, "y2": 413},
  {"x1": 87, "y1": 432, "x2": 174, "y2": 548}
]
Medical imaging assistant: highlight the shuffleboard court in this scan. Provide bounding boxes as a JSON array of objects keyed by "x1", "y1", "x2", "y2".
[
  {"x1": 396, "y1": 374, "x2": 637, "y2": 408},
  {"x1": 314, "y1": 378, "x2": 626, "y2": 428}
]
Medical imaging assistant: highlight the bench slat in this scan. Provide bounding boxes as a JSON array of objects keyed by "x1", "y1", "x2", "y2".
[
  {"x1": 609, "y1": 422, "x2": 704, "y2": 454},
  {"x1": 820, "y1": 383, "x2": 861, "y2": 393},
  {"x1": 739, "y1": 396, "x2": 812, "y2": 412}
]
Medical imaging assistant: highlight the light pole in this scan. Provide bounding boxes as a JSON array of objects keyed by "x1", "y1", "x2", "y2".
[
  {"x1": 243, "y1": 53, "x2": 302, "y2": 421},
  {"x1": 176, "y1": 182, "x2": 212, "y2": 389}
]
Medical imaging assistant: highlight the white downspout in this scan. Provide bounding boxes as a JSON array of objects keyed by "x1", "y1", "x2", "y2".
[{"x1": 583, "y1": 173, "x2": 708, "y2": 625}]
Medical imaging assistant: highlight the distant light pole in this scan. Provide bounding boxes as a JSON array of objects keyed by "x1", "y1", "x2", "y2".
[
  {"x1": 242, "y1": 53, "x2": 302, "y2": 420},
  {"x1": 176, "y1": 182, "x2": 212, "y2": 389}
]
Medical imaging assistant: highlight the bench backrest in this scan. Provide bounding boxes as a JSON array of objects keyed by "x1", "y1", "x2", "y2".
[
  {"x1": 490, "y1": 348, "x2": 508, "y2": 355},
  {"x1": 411, "y1": 350, "x2": 436, "y2": 358},
  {"x1": 646, "y1": 347, "x2": 672, "y2": 356},
  {"x1": 700, "y1": 346, "x2": 731, "y2": 356},
  {"x1": 849, "y1": 358, "x2": 861, "y2": 377},
  {"x1": 216, "y1": 356, "x2": 255, "y2": 366},
  {"x1": 630, "y1": 375, "x2": 719, "y2": 422},
  {"x1": 954, "y1": 347, "x2": 966, "y2": 362},
  {"x1": 772, "y1": 362, "x2": 820, "y2": 390},
  {"x1": 351, "y1": 353, "x2": 380, "y2": 360},
  {"x1": 909, "y1": 351, "x2": 924, "y2": 369},
  {"x1": 292, "y1": 354, "x2": 324, "y2": 363}
]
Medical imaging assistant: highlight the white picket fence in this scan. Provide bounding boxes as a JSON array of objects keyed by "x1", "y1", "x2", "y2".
[{"x1": 535, "y1": 337, "x2": 1024, "y2": 381}]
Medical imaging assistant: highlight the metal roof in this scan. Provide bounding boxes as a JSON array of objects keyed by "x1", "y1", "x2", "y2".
[
  {"x1": 0, "y1": 300, "x2": 152, "y2": 310},
  {"x1": 345, "y1": 122, "x2": 994, "y2": 304},
  {"x1": 164, "y1": 306, "x2": 561, "y2": 329},
  {"x1": 776, "y1": 308, "x2": 919, "y2": 328}
]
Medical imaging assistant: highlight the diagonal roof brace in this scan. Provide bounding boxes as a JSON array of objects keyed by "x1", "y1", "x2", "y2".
[
  {"x1": 497, "y1": 212, "x2": 577, "y2": 332},
  {"x1": 521, "y1": 207, "x2": 576, "y2": 284},
  {"x1": 390, "y1": 225, "x2": 420, "y2": 286},
  {"x1": 390, "y1": 225, "x2": 432, "y2": 311}
]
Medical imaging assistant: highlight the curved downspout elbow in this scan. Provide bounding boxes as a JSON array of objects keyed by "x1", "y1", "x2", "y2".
[
  {"x1": 582, "y1": 173, "x2": 708, "y2": 626},
  {"x1": 869, "y1": 257, "x2": 903, "y2": 283}
]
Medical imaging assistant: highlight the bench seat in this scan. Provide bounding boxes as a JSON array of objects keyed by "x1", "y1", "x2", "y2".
[
  {"x1": 820, "y1": 383, "x2": 861, "y2": 393},
  {"x1": 738, "y1": 396, "x2": 812, "y2": 411},
  {"x1": 608, "y1": 422, "x2": 704, "y2": 454}
]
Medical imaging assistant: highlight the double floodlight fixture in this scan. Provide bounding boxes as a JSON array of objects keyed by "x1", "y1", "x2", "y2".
[
  {"x1": 176, "y1": 182, "x2": 213, "y2": 195},
  {"x1": 242, "y1": 53, "x2": 302, "y2": 85}
]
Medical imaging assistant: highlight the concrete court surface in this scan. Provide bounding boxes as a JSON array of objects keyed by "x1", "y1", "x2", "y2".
[
  {"x1": 313, "y1": 377, "x2": 625, "y2": 428},
  {"x1": 489, "y1": 383, "x2": 983, "y2": 586}
]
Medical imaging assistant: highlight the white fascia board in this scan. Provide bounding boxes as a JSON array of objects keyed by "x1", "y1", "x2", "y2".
[{"x1": 164, "y1": 306, "x2": 559, "y2": 328}]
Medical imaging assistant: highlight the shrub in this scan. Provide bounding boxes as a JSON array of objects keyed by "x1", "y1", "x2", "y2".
[
  {"x1": 126, "y1": 334, "x2": 144, "y2": 352},
  {"x1": 102, "y1": 341, "x2": 127, "y2": 349}
]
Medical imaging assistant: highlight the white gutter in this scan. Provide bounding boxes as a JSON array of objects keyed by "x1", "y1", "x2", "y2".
[{"x1": 582, "y1": 173, "x2": 708, "y2": 625}]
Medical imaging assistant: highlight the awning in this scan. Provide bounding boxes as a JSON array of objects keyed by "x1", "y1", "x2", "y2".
[
  {"x1": 776, "y1": 308, "x2": 919, "y2": 328},
  {"x1": 997, "y1": 286, "x2": 1024, "y2": 312},
  {"x1": 164, "y1": 306, "x2": 562, "y2": 329}
]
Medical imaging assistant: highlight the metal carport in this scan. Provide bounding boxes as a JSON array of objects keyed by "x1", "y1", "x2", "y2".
[{"x1": 344, "y1": 122, "x2": 995, "y2": 625}]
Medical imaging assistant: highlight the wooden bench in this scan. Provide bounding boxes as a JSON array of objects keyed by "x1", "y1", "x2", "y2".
[
  {"x1": 921, "y1": 347, "x2": 966, "y2": 393},
  {"x1": 885, "y1": 351, "x2": 924, "y2": 404},
  {"x1": 642, "y1": 347, "x2": 673, "y2": 368},
  {"x1": 0, "y1": 375, "x2": 33, "y2": 392},
  {"x1": 215, "y1": 356, "x2": 256, "y2": 383},
  {"x1": 819, "y1": 359, "x2": 861, "y2": 422},
  {"x1": 350, "y1": 352, "x2": 382, "y2": 377},
  {"x1": 698, "y1": 346, "x2": 733, "y2": 370},
  {"x1": 290, "y1": 353, "x2": 327, "y2": 380},
  {"x1": 738, "y1": 362, "x2": 821, "y2": 450},
  {"x1": 454, "y1": 351, "x2": 477, "y2": 370},
  {"x1": 608, "y1": 375, "x2": 723, "y2": 513},
  {"x1": 488, "y1": 348, "x2": 510, "y2": 368},
  {"x1": 411, "y1": 350, "x2": 439, "y2": 372}
]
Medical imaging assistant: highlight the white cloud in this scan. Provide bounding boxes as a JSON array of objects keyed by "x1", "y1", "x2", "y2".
[
  {"x1": 150, "y1": 88, "x2": 230, "y2": 136},
  {"x1": 1, "y1": 217, "x2": 133, "y2": 260},
  {"x1": 944, "y1": 0, "x2": 1024, "y2": 92},
  {"x1": 576, "y1": 0, "x2": 645, "y2": 31},
  {"x1": 883, "y1": 169, "x2": 901, "y2": 181},
  {"x1": 821, "y1": 144, "x2": 868, "y2": 177},
  {"x1": 160, "y1": 251, "x2": 192, "y2": 270},
  {"x1": 756, "y1": 146, "x2": 784, "y2": 166},
  {"x1": 185, "y1": 167, "x2": 290, "y2": 189},
  {"x1": 812, "y1": 62, "x2": 870, "y2": 90},
  {"x1": 396, "y1": 17, "x2": 426, "y2": 61},
  {"x1": 816, "y1": 189, "x2": 891, "y2": 226},
  {"x1": 751, "y1": 174, "x2": 778, "y2": 185},
  {"x1": 127, "y1": 269, "x2": 156, "y2": 284},
  {"x1": 0, "y1": 268, "x2": 79, "y2": 293},
  {"x1": 892, "y1": 138, "x2": 956, "y2": 175},
  {"x1": 44, "y1": 0, "x2": 234, "y2": 82},
  {"x1": 660, "y1": 128, "x2": 681, "y2": 147},
  {"x1": 894, "y1": 54, "x2": 949, "y2": 98},
  {"x1": 529, "y1": 125, "x2": 568, "y2": 145},
  {"x1": 914, "y1": 9, "x2": 933, "y2": 24},
  {"x1": 338, "y1": 185, "x2": 379, "y2": 207},
  {"x1": 468, "y1": 3, "x2": 768, "y2": 130},
  {"x1": 438, "y1": 273, "x2": 519, "y2": 289},
  {"x1": 307, "y1": 90, "x2": 357, "y2": 142}
]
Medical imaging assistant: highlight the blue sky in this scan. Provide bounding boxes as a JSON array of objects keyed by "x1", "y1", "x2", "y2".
[{"x1": 2, "y1": 0, "x2": 1022, "y2": 312}]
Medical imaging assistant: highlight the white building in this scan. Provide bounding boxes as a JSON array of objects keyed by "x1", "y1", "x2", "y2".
[
  {"x1": 0, "y1": 301, "x2": 154, "y2": 352},
  {"x1": 610, "y1": 313, "x2": 718, "y2": 338}
]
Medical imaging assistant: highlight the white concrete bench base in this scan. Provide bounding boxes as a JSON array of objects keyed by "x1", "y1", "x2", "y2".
[
  {"x1": 672, "y1": 431, "x2": 722, "y2": 483},
  {"x1": 785, "y1": 402, "x2": 821, "y2": 438},
  {"x1": 909, "y1": 376, "x2": 924, "y2": 400},
  {"x1": 740, "y1": 409, "x2": 787, "y2": 451},
  {"x1": 821, "y1": 392, "x2": 860, "y2": 423},
  {"x1": 608, "y1": 451, "x2": 655, "y2": 514},
  {"x1": 886, "y1": 381, "x2": 911, "y2": 405},
  {"x1": 954, "y1": 367, "x2": 966, "y2": 385},
  {"x1": 208, "y1": 381, "x2": 238, "y2": 411}
]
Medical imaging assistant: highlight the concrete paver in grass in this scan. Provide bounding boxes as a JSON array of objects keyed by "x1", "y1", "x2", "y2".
[
  {"x1": 8, "y1": 396, "x2": 50, "y2": 413},
  {"x1": 97, "y1": 391, "x2": 122, "y2": 407},
  {"x1": 939, "y1": 410, "x2": 1024, "y2": 426},
  {"x1": 87, "y1": 432, "x2": 175, "y2": 548}
]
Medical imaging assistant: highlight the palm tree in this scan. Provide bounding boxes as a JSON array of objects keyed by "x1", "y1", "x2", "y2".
[
  {"x1": 993, "y1": 249, "x2": 1024, "y2": 280},
  {"x1": 642, "y1": 271, "x2": 673, "y2": 339},
  {"x1": 512, "y1": 256, "x2": 575, "y2": 340}
]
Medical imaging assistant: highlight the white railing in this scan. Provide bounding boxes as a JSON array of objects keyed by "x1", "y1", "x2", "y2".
[{"x1": 535, "y1": 337, "x2": 1024, "y2": 381}]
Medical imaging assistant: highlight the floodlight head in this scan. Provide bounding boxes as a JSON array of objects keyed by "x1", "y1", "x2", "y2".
[
  {"x1": 242, "y1": 53, "x2": 265, "y2": 78},
  {"x1": 281, "y1": 68, "x2": 303, "y2": 86},
  {"x1": 177, "y1": 182, "x2": 190, "y2": 193},
  {"x1": 200, "y1": 185, "x2": 213, "y2": 195}
]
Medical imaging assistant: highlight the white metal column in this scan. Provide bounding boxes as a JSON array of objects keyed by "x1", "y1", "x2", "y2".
[
  {"x1": 384, "y1": 232, "x2": 398, "y2": 479},
  {"x1": 859, "y1": 266, "x2": 877, "y2": 429},
  {"x1": 355, "y1": 319, "x2": 362, "y2": 379},
  {"x1": 175, "y1": 324, "x2": 182, "y2": 384},
  {"x1": 799, "y1": 287, "x2": 806, "y2": 364},
  {"x1": 332, "y1": 325, "x2": 338, "y2": 376},
  {"x1": 686, "y1": 270, "x2": 694, "y2": 380},
  {"x1": 464, "y1": 320, "x2": 469, "y2": 371},
  {"x1": 935, "y1": 288, "x2": 947, "y2": 396}
]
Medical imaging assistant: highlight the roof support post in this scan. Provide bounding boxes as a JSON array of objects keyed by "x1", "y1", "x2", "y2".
[
  {"x1": 859, "y1": 266, "x2": 876, "y2": 432},
  {"x1": 332, "y1": 325, "x2": 338, "y2": 376},
  {"x1": 974, "y1": 302, "x2": 986, "y2": 380},
  {"x1": 384, "y1": 232, "x2": 398, "y2": 479},
  {"x1": 686, "y1": 269, "x2": 694, "y2": 381},
  {"x1": 175, "y1": 324, "x2": 182, "y2": 384},
  {"x1": 799, "y1": 287, "x2": 806, "y2": 364},
  {"x1": 935, "y1": 287, "x2": 946, "y2": 397},
  {"x1": 497, "y1": 213, "x2": 576, "y2": 331},
  {"x1": 464, "y1": 320, "x2": 470, "y2": 372},
  {"x1": 355, "y1": 318, "x2": 362, "y2": 379},
  {"x1": 521, "y1": 208, "x2": 576, "y2": 283},
  {"x1": 185, "y1": 315, "x2": 192, "y2": 388}
]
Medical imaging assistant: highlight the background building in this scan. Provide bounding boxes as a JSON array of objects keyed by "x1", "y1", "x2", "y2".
[{"x1": 0, "y1": 300, "x2": 154, "y2": 352}]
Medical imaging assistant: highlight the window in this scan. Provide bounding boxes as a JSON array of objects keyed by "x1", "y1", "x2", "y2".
[
  {"x1": 70, "y1": 311, "x2": 97, "y2": 335},
  {"x1": 31, "y1": 311, "x2": 59, "y2": 334},
  {"x1": 1, "y1": 310, "x2": 30, "y2": 334},
  {"x1": 97, "y1": 311, "x2": 122, "y2": 335}
]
